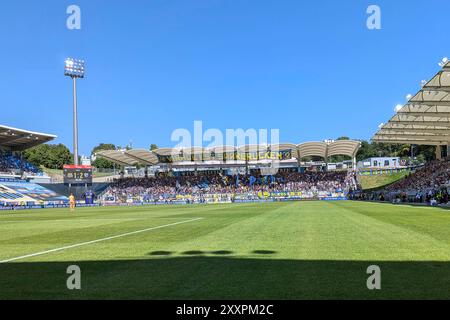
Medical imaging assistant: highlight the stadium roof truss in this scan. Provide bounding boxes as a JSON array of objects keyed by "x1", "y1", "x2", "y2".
[
  {"x1": 373, "y1": 60, "x2": 450, "y2": 145},
  {"x1": 0, "y1": 125, "x2": 57, "y2": 151},
  {"x1": 96, "y1": 140, "x2": 361, "y2": 166}
]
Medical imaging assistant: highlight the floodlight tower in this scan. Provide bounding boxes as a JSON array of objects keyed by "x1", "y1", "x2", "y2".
[{"x1": 64, "y1": 58, "x2": 85, "y2": 165}]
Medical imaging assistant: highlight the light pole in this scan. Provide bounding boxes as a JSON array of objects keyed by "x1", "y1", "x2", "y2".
[{"x1": 64, "y1": 58, "x2": 85, "y2": 165}]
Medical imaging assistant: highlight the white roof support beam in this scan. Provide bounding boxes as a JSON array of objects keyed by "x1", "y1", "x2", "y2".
[
  {"x1": 375, "y1": 134, "x2": 450, "y2": 142},
  {"x1": 372, "y1": 138, "x2": 441, "y2": 146}
]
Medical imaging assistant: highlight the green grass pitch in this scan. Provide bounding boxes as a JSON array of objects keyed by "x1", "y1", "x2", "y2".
[{"x1": 1, "y1": 201, "x2": 450, "y2": 299}]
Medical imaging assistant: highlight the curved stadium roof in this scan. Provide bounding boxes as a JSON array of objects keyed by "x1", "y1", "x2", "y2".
[
  {"x1": 0, "y1": 125, "x2": 56, "y2": 151},
  {"x1": 297, "y1": 142, "x2": 328, "y2": 159},
  {"x1": 96, "y1": 140, "x2": 361, "y2": 166},
  {"x1": 373, "y1": 60, "x2": 450, "y2": 145}
]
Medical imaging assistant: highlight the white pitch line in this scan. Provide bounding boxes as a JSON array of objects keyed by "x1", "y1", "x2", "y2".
[
  {"x1": 0, "y1": 218, "x2": 175, "y2": 223},
  {"x1": 0, "y1": 217, "x2": 203, "y2": 264}
]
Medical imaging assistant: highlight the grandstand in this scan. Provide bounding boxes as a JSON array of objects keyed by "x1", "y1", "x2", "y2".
[
  {"x1": 101, "y1": 170, "x2": 355, "y2": 204},
  {"x1": 0, "y1": 125, "x2": 67, "y2": 206},
  {"x1": 351, "y1": 59, "x2": 450, "y2": 204},
  {"x1": 0, "y1": 125, "x2": 56, "y2": 178},
  {"x1": 354, "y1": 159, "x2": 450, "y2": 205},
  {"x1": 95, "y1": 140, "x2": 360, "y2": 204}
]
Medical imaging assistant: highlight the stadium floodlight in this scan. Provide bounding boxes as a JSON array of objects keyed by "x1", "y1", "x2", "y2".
[
  {"x1": 64, "y1": 58, "x2": 85, "y2": 165},
  {"x1": 64, "y1": 58, "x2": 85, "y2": 78},
  {"x1": 438, "y1": 57, "x2": 449, "y2": 68}
]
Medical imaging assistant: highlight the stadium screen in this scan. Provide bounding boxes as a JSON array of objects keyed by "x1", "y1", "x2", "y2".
[{"x1": 63, "y1": 165, "x2": 93, "y2": 185}]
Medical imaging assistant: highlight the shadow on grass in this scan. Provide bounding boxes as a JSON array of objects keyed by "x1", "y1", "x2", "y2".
[
  {"x1": 148, "y1": 251, "x2": 172, "y2": 256},
  {"x1": 210, "y1": 250, "x2": 233, "y2": 255},
  {"x1": 1, "y1": 257, "x2": 450, "y2": 299},
  {"x1": 181, "y1": 250, "x2": 205, "y2": 255},
  {"x1": 252, "y1": 250, "x2": 277, "y2": 255},
  {"x1": 150, "y1": 250, "x2": 235, "y2": 256}
]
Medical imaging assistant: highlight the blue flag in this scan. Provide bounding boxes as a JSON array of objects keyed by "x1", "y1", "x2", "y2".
[{"x1": 249, "y1": 175, "x2": 256, "y2": 186}]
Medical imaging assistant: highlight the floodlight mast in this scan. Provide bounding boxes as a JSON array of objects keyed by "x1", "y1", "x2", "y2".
[{"x1": 64, "y1": 58, "x2": 85, "y2": 165}]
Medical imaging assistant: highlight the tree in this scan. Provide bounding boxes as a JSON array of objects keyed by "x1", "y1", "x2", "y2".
[
  {"x1": 92, "y1": 157, "x2": 116, "y2": 169},
  {"x1": 354, "y1": 139, "x2": 437, "y2": 162},
  {"x1": 91, "y1": 143, "x2": 117, "y2": 169},
  {"x1": 418, "y1": 145, "x2": 436, "y2": 161},
  {"x1": 150, "y1": 144, "x2": 158, "y2": 151},
  {"x1": 23, "y1": 144, "x2": 72, "y2": 169},
  {"x1": 92, "y1": 143, "x2": 117, "y2": 154}
]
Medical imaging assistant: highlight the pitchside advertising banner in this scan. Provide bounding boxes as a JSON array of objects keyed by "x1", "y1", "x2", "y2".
[
  {"x1": 170, "y1": 191, "x2": 347, "y2": 201},
  {"x1": 245, "y1": 191, "x2": 346, "y2": 200}
]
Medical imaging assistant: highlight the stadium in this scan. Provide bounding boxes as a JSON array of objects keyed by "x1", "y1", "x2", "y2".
[{"x1": 3, "y1": 1, "x2": 450, "y2": 305}]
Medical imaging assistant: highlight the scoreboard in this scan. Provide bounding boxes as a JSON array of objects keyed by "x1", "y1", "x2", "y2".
[{"x1": 63, "y1": 165, "x2": 93, "y2": 185}]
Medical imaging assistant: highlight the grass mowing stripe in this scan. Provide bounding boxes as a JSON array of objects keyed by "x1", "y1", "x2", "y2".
[{"x1": 0, "y1": 217, "x2": 203, "y2": 264}]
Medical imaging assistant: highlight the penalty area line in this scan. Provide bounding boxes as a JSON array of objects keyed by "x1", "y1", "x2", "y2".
[{"x1": 0, "y1": 217, "x2": 204, "y2": 264}]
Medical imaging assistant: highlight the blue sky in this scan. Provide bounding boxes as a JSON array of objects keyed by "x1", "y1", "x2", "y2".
[{"x1": 1, "y1": 0, "x2": 450, "y2": 155}]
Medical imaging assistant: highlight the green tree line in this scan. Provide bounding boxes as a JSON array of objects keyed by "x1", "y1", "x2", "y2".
[{"x1": 23, "y1": 144, "x2": 72, "y2": 169}]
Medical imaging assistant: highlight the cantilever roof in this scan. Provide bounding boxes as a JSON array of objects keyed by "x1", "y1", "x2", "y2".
[
  {"x1": 373, "y1": 60, "x2": 450, "y2": 145},
  {"x1": 327, "y1": 140, "x2": 361, "y2": 157},
  {"x1": 96, "y1": 140, "x2": 361, "y2": 166},
  {"x1": 297, "y1": 142, "x2": 328, "y2": 159},
  {"x1": 125, "y1": 149, "x2": 159, "y2": 165},
  {"x1": 0, "y1": 125, "x2": 57, "y2": 151},
  {"x1": 95, "y1": 150, "x2": 139, "y2": 166}
]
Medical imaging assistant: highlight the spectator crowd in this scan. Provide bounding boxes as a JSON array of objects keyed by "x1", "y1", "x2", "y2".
[
  {"x1": 102, "y1": 170, "x2": 357, "y2": 203},
  {"x1": 385, "y1": 160, "x2": 450, "y2": 193},
  {"x1": 0, "y1": 150, "x2": 41, "y2": 175},
  {"x1": 352, "y1": 159, "x2": 450, "y2": 206}
]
